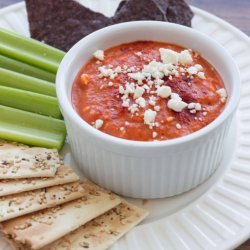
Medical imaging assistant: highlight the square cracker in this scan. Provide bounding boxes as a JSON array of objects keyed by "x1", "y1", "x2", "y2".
[
  {"x1": 2, "y1": 181, "x2": 121, "y2": 250},
  {"x1": 0, "y1": 142, "x2": 62, "y2": 179},
  {"x1": 0, "y1": 182, "x2": 84, "y2": 222},
  {"x1": 0, "y1": 166, "x2": 79, "y2": 197},
  {"x1": 43, "y1": 201, "x2": 148, "y2": 250}
]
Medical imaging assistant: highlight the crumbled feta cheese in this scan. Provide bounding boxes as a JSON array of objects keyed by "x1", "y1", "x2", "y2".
[
  {"x1": 133, "y1": 86, "x2": 145, "y2": 99},
  {"x1": 171, "y1": 93, "x2": 182, "y2": 101},
  {"x1": 93, "y1": 50, "x2": 104, "y2": 61},
  {"x1": 135, "y1": 52, "x2": 142, "y2": 56},
  {"x1": 125, "y1": 82, "x2": 135, "y2": 95},
  {"x1": 178, "y1": 50, "x2": 193, "y2": 65},
  {"x1": 188, "y1": 102, "x2": 201, "y2": 111},
  {"x1": 167, "y1": 99, "x2": 187, "y2": 112},
  {"x1": 128, "y1": 72, "x2": 145, "y2": 84},
  {"x1": 216, "y1": 88, "x2": 227, "y2": 103},
  {"x1": 156, "y1": 86, "x2": 172, "y2": 98},
  {"x1": 136, "y1": 97, "x2": 146, "y2": 108},
  {"x1": 122, "y1": 99, "x2": 130, "y2": 107},
  {"x1": 154, "y1": 106, "x2": 160, "y2": 111},
  {"x1": 195, "y1": 64, "x2": 203, "y2": 71},
  {"x1": 125, "y1": 121, "x2": 129, "y2": 126},
  {"x1": 159, "y1": 48, "x2": 179, "y2": 65},
  {"x1": 187, "y1": 66, "x2": 198, "y2": 75},
  {"x1": 176, "y1": 123, "x2": 182, "y2": 129},
  {"x1": 149, "y1": 96, "x2": 157, "y2": 106},
  {"x1": 98, "y1": 66, "x2": 113, "y2": 77},
  {"x1": 119, "y1": 86, "x2": 125, "y2": 94},
  {"x1": 203, "y1": 111, "x2": 207, "y2": 116},
  {"x1": 114, "y1": 66, "x2": 122, "y2": 73},
  {"x1": 120, "y1": 127, "x2": 125, "y2": 131},
  {"x1": 142, "y1": 61, "x2": 164, "y2": 79},
  {"x1": 197, "y1": 72, "x2": 206, "y2": 79},
  {"x1": 144, "y1": 109, "x2": 157, "y2": 126},
  {"x1": 128, "y1": 104, "x2": 139, "y2": 114},
  {"x1": 152, "y1": 131, "x2": 158, "y2": 138},
  {"x1": 108, "y1": 82, "x2": 113, "y2": 87},
  {"x1": 94, "y1": 119, "x2": 103, "y2": 129}
]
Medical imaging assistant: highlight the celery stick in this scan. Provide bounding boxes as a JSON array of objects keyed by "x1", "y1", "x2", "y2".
[
  {"x1": 0, "y1": 54, "x2": 56, "y2": 82},
  {"x1": 0, "y1": 105, "x2": 66, "y2": 149},
  {"x1": 0, "y1": 86, "x2": 61, "y2": 119},
  {"x1": 0, "y1": 68, "x2": 56, "y2": 97},
  {"x1": 0, "y1": 28, "x2": 65, "y2": 73}
]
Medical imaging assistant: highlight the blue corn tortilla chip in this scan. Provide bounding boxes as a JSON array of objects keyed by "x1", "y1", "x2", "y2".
[
  {"x1": 25, "y1": 0, "x2": 112, "y2": 51},
  {"x1": 166, "y1": 0, "x2": 193, "y2": 27},
  {"x1": 112, "y1": 0, "x2": 167, "y2": 23}
]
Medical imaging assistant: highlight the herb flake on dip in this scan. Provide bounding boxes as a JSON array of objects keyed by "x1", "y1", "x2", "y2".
[{"x1": 72, "y1": 41, "x2": 227, "y2": 141}]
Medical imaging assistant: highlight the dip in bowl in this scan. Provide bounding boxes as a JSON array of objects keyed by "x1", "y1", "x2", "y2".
[{"x1": 56, "y1": 21, "x2": 240, "y2": 198}]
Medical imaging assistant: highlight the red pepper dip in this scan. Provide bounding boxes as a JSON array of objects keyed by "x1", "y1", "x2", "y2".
[{"x1": 72, "y1": 41, "x2": 227, "y2": 141}]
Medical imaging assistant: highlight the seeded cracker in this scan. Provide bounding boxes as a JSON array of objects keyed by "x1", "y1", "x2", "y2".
[
  {"x1": 0, "y1": 166, "x2": 79, "y2": 197},
  {"x1": 2, "y1": 181, "x2": 121, "y2": 250},
  {"x1": 0, "y1": 142, "x2": 61, "y2": 179},
  {"x1": 43, "y1": 201, "x2": 148, "y2": 250},
  {"x1": 25, "y1": 0, "x2": 112, "y2": 51},
  {"x1": 0, "y1": 182, "x2": 84, "y2": 222}
]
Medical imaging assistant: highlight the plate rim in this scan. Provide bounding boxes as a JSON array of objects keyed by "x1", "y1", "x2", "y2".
[{"x1": 0, "y1": 2, "x2": 249, "y2": 249}]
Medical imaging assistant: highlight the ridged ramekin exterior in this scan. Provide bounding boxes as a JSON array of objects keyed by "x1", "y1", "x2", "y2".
[
  {"x1": 64, "y1": 113, "x2": 233, "y2": 198},
  {"x1": 56, "y1": 22, "x2": 241, "y2": 199}
]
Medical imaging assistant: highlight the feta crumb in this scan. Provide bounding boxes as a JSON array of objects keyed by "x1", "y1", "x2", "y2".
[
  {"x1": 159, "y1": 48, "x2": 179, "y2": 65},
  {"x1": 188, "y1": 102, "x2": 201, "y2": 111},
  {"x1": 122, "y1": 99, "x2": 130, "y2": 107},
  {"x1": 136, "y1": 97, "x2": 146, "y2": 108},
  {"x1": 129, "y1": 104, "x2": 139, "y2": 114},
  {"x1": 197, "y1": 72, "x2": 206, "y2": 79},
  {"x1": 152, "y1": 132, "x2": 158, "y2": 138},
  {"x1": 203, "y1": 111, "x2": 207, "y2": 116},
  {"x1": 187, "y1": 66, "x2": 198, "y2": 75},
  {"x1": 120, "y1": 127, "x2": 125, "y2": 131},
  {"x1": 156, "y1": 86, "x2": 172, "y2": 98},
  {"x1": 93, "y1": 50, "x2": 104, "y2": 61},
  {"x1": 128, "y1": 72, "x2": 145, "y2": 84},
  {"x1": 149, "y1": 96, "x2": 157, "y2": 106},
  {"x1": 119, "y1": 86, "x2": 125, "y2": 94},
  {"x1": 176, "y1": 123, "x2": 182, "y2": 129},
  {"x1": 133, "y1": 86, "x2": 145, "y2": 99},
  {"x1": 108, "y1": 82, "x2": 113, "y2": 87},
  {"x1": 216, "y1": 88, "x2": 227, "y2": 103},
  {"x1": 94, "y1": 119, "x2": 103, "y2": 129},
  {"x1": 154, "y1": 106, "x2": 160, "y2": 111},
  {"x1": 171, "y1": 93, "x2": 182, "y2": 101},
  {"x1": 168, "y1": 99, "x2": 187, "y2": 112},
  {"x1": 135, "y1": 52, "x2": 142, "y2": 56},
  {"x1": 125, "y1": 121, "x2": 129, "y2": 126},
  {"x1": 178, "y1": 50, "x2": 193, "y2": 65},
  {"x1": 195, "y1": 64, "x2": 203, "y2": 71},
  {"x1": 114, "y1": 66, "x2": 122, "y2": 73},
  {"x1": 144, "y1": 109, "x2": 157, "y2": 126}
]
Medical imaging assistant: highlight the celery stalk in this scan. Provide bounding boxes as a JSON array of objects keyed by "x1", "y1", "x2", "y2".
[
  {"x1": 0, "y1": 105, "x2": 66, "y2": 149},
  {"x1": 0, "y1": 86, "x2": 61, "y2": 119},
  {"x1": 0, "y1": 68, "x2": 56, "y2": 97},
  {"x1": 0, "y1": 54, "x2": 56, "y2": 82},
  {"x1": 0, "y1": 28, "x2": 65, "y2": 73}
]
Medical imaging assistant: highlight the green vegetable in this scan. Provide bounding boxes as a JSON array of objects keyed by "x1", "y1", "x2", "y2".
[
  {"x1": 0, "y1": 28, "x2": 65, "y2": 73},
  {"x1": 0, "y1": 105, "x2": 66, "y2": 149},
  {"x1": 0, "y1": 68, "x2": 56, "y2": 97},
  {"x1": 0, "y1": 86, "x2": 61, "y2": 119},
  {"x1": 0, "y1": 54, "x2": 56, "y2": 82}
]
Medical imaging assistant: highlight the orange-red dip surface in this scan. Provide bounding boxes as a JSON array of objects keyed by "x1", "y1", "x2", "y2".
[{"x1": 72, "y1": 41, "x2": 226, "y2": 141}]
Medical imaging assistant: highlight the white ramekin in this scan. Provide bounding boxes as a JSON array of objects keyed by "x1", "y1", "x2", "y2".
[{"x1": 56, "y1": 21, "x2": 241, "y2": 199}]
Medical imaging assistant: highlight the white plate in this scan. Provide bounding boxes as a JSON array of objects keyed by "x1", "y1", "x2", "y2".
[{"x1": 0, "y1": 1, "x2": 250, "y2": 249}]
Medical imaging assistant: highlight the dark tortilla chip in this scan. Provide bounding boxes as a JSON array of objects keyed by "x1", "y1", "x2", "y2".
[
  {"x1": 111, "y1": 0, "x2": 167, "y2": 23},
  {"x1": 166, "y1": 0, "x2": 193, "y2": 27},
  {"x1": 153, "y1": 0, "x2": 169, "y2": 13},
  {"x1": 25, "y1": 0, "x2": 112, "y2": 51},
  {"x1": 115, "y1": 0, "x2": 127, "y2": 15}
]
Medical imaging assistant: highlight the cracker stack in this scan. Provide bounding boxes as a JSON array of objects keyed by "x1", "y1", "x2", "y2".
[{"x1": 0, "y1": 140, "x2": 148, "y2": 249}]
